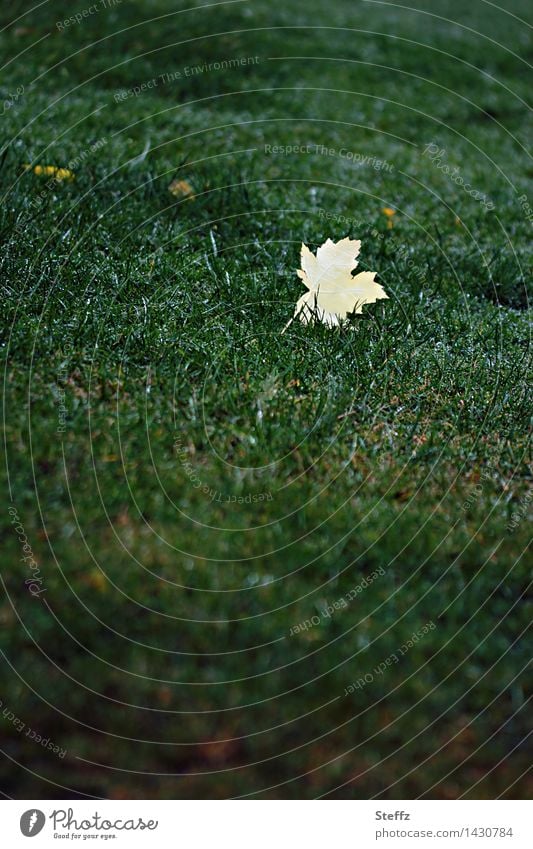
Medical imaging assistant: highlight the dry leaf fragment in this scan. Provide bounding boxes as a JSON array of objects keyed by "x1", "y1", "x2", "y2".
[
  {"x1": 169, "y1": 178, "x2": 195, "y2": 199},
  {"x1": 286, "y1": 236, "x2": 388, "y2": 329},
  {"x1": 84, "y1": 569, "x2": 108, "y2": 592}
]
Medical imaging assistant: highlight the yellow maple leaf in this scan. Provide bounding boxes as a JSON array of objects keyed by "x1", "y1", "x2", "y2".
[{"x1": 286, "y1": 237, "x2": 388, "y2": 329}]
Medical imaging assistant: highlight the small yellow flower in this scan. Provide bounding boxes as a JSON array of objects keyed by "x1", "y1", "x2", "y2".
[
  {"x1": 23, "y1": 163, "x2": 75, "y2": 181},
  {"x1": 54, "y1": 167, "x2": 75, "y2": 181},
  {"x1": 382, "y1": 207, "x2": 396, "y2": 229},
  {"x1": 168, "y1": 178, "x2": 195, "y2": 200}
]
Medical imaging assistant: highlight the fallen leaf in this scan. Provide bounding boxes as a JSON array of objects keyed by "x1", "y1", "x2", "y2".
[
  {"x1": 286, "y1": 236, "x2": 388, "y2": 329},
  {"x1": 156, "y1": 686, "x2": 172, "y2": 706},
  {"x1": 83, "y1": 570, "x2": 108, "y2": 592},
  {"x1": 169, "y1": 178, "x2": 195, "y2": 199}
]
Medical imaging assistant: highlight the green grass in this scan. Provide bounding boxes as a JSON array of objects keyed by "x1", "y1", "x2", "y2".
[{"x1": 0, "y1": 0, "x2": 531, "y2": 799}]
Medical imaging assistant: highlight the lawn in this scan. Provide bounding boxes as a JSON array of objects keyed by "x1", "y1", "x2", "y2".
[{"x1": 0, "y1": 0, "x2": 531, "y2": 799}]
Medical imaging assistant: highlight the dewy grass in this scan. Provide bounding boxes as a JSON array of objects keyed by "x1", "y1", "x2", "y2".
[{"x1": 0, "y1": 0, "x2": 531, "y2": 800}]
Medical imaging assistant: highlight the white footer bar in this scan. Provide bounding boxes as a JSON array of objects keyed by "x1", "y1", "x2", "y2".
[{"x1": 2, "y1": 800, "x2": 531, "y2": 847}]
